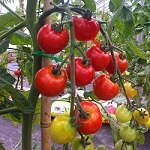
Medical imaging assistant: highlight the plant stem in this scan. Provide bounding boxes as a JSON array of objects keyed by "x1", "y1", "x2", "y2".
[
  {"x1": 0, "y1": 22, "x2": 25, "y2": 41},
  {"x1": 0, "y1": 1, "x2": 24, "y2": 21},
  {"x1": 22, "y1": 0, "x2": 42, "y2": 150},
  {"x1": 0, "y1": 107, "x2": 21, "y2": 115}
]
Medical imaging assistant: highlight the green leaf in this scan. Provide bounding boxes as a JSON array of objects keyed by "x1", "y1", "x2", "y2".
[
  {"x1": 0, "y1": 68, "x2": 15, "y2": 85},
  {"x1": 147, "y1": 99, "x2": 150, "y2": 112},
  {"x1": 107, "y1": 7, "x2": 122, "y2": 38},
  {"x1": 137, "y1": 132, "x2": 145, "y2": 145},
  {"x1": 3, "y1": 84, "x2": 34, "y2": 114},
  {"x1": 0, "y1": 39, "x2": 9, "y2": 54},
  {"x1": 7, "y1": 27, "x2": 32, "y2": 45},
  {"x1": 109, "y1": 0, "x2": 123, "y2": 11},
  {"x1": 0, "y1": 73, "x2": 33, "y2": 114},
  {"x1": 82, "y1": 0, "x2": 96, "y2": 11},
  {"x1": 0, "y1": 12, "x2": 20, "y2": 31},
  {"x1": 0, "y1": 143, "x2": 5, "y2": 150},
  {"x1": 126, "y1": 39, "x2": 147, "y2": 60}
]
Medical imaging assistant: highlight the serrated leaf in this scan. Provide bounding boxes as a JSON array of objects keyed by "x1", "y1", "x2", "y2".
[
  {"x1": 7, "y1": 27, "x2": 32, "y2": 45},
  {"x1": 107, "y1": 6, "x2": 122, "y2": 38},
  {"x1": 109, "y1": 0, "x2": 123, "y2": 11},
  {"x1": 0, "y1": 39, "x2": 9, "y2": 54},
  {"x1": 126, "y1": 39, "x2": 147, "y2": 60},
  {"x1": 82, "y1": 0, "x2": 96, "y2": 11},
  {"x1": 0, "y1": 12, "x2": 20, "y2": 31},
  {"x1": 0, "y1": 75, "x2": 33, "y2": 114},
  {"x1": 120, "y1": 6, "x2": 133, "y2": 22},
  {"x1": 0, "y1": 68, "x2": 15, "y2": 85}
]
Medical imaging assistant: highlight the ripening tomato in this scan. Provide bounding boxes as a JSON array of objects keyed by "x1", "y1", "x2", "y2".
[
  {"x1": 74, "y1": 101, "x2": 102, "y2": 134},
  {"x1": 66, "y1": 57, "x2": 95, "y2": 87},
  {"x1": 133, "y1": 108, "x2": 149, "y2": 124},
  {"x1": 119, "y1": 123, "x2": 138, "y2": 142},
  {"x1": 85, "y1": 46, "x2": 110, "y2": 71},
  {"x1": 71, "y1": 136, "x2": 94, "y2": 150},
  {"x1": 14, "y1": 69, "x2": 21, "y2": 76},
  {"x1": 93, "y1": 74, "x2": 119, "y2": 100},
  {"x1": 106, "y1": 52, "x2": 128, "y2": 74},
  {"x1": 34, "y1": 65, "x2": 67, "y2": 97},
  {"x1": 73, "y1": 16, "x2": 100, "y2": 41},
  {"x1": 50, "y1": 115, "x2": 76, "y2": 144},
  {"x1": 114, "y1": 139, "x2": 134, "y2": 150},
  {"x1": 121, "y1": 82, "x2": 138, "y2": 99},
  {"x1": 37, "y1": 24, "x2": 69, "y2": 54},
  {"x1": 115, "y1": 105, "x2": 132, "y2": 123}
]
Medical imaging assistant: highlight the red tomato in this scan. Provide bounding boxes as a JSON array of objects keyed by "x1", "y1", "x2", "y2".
[
  {"x1": 93, "y1": 74, "x2": 119, "y2": 100},
  {"x1": 85, "y1": 46, "x2": 110, "y2": 71},
  {"x1": 37, "y1": 24, "x2": 69, "y2": 54},
  {"x1": 73, "y1": 16, "x2": 100, "y2": 41},
  {"x1": 35, "y1": 65, "x2": 67, "y2": 97},
  {"x1": 66, "y1": 57, "x2": 95, "y2": 87},
  {"x1": 74, "y1": 101, "x2": 102, "y2": 134},
  {"x1": 106, "y1": 52, "x2": 128, "y2": 74},
  {"x1": 14, "y1": 69, "x2": 21, "y2": 76}
]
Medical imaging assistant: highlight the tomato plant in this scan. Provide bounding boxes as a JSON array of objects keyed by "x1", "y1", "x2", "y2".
[
  {"x1": 93, "y1": 74, "x2": 119, "y2": 100},
  {"x1": 106, "y1": 52, "x2": 128, "y2": 74},
  {"x1": 49, "y1": 115, "x2": 76, "y2": 144},
  {"x1": 34, "y1": 64, "x2": 67, "y2": 97},
  {"x1": 85, "y1": 46, "x2": 110, "y2": 71},
  {"x1": 119, "y1": 123, "x2": 138, "y2": 142},
  {"x1": 115, "y1": 105, "x2": 132, "y2": 123},
  {"x1": 71, "y1": 136, "x2": 94, "y2": 150},
  {"x1": 74, "y1": 101, "x2": 102, "y2": 134},
  {"x1": 133, "y1": 108, "x2": 149, "y2": 124},
  {"x1": 14, "y1": 69, "x2": 21, "y2": 76},
  {"x1": 121, "y1": 82, "x2": 138, "y2": 98},
  {"x1": 73, "y1": 16, "x2": 100, "y2": 41},
  {"x1": 114, "y1": 139, "x2": 134, "y2": 150},
  {"x1": 37, "y1": 24, "x2": 69, "y2": 54},
  {"x1": 66, "y1": 57, "x2": 95, "y2": 87}
]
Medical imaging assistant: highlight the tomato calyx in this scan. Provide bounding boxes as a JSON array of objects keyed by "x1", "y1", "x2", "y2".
[
  {"x1": 78, "y1": 134, "x2": 91, "y2": 148},
  {"x1": 82, "y1": 9, "x2": 92, "y2": 20},
  {"x1": 137, "y1": 108, "x2": 148, "y2": 119},
  {"x1": 51, "y1": 23, "x2": 63, "y2": 33},
  {"x1": 82, "y1": 58, "x2": 92, "y2": 66},
  {"x1": 51, "y1": 66, "x2": 61, "y2": 76}
]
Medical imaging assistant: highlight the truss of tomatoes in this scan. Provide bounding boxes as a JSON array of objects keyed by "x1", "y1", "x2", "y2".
[{"x1": 35, "y1": 14, "x2": 128, "y2": 101}]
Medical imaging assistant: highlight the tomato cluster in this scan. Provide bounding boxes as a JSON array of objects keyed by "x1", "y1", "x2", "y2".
[{"x1": 35, "y1": 11, "x2": 140, "y2": 148}]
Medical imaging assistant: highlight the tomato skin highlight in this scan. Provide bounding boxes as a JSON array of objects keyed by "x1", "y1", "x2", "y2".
[
  {"x1": 74, "y1": 101, "x2": 102, "y2": 134},
  {"x1": 115, "y1": 105, "x2": 132, "y2": 123},
  {"x1": 106, "y1": 52, "x2": 128, "y2": 74},
  {"x1": 133, "y1": 108, "x2": 149, "y2": 124},
  {"x1": 119, "y1": 123, "x2": 138, "y2": 142},
  {"x1": 93, "y1": 74, "x2": 119, "y2": 100},
  {"x1": 72, "y1": 136, "x2": 94, "y2": 150},
  {"x1": 34, "y1": 65, "x2": 67, "y2": 97},
  {"x1": 37, "y1": 24, "x2": 69, "y2": 54},
  {"x1": 50, "y1": 115, "x2": 76, "y2": 144},
  {"x1": 85, "y1": 46, "x2": 110, "y2": 71},
  {"x1": 73, "y1": 16, "x2": 100, "y2": 41},
  {"x1": 66, "y1": 57, "x2": 95, "y2": 87}
]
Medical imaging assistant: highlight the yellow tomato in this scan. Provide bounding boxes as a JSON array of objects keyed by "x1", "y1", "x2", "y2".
[
  {"x1": 133, "y1": 108, "x2": 149, "y2": 124},
  {"x1": 122, "y1": 82, "x2": 137, "y2": 98}
]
